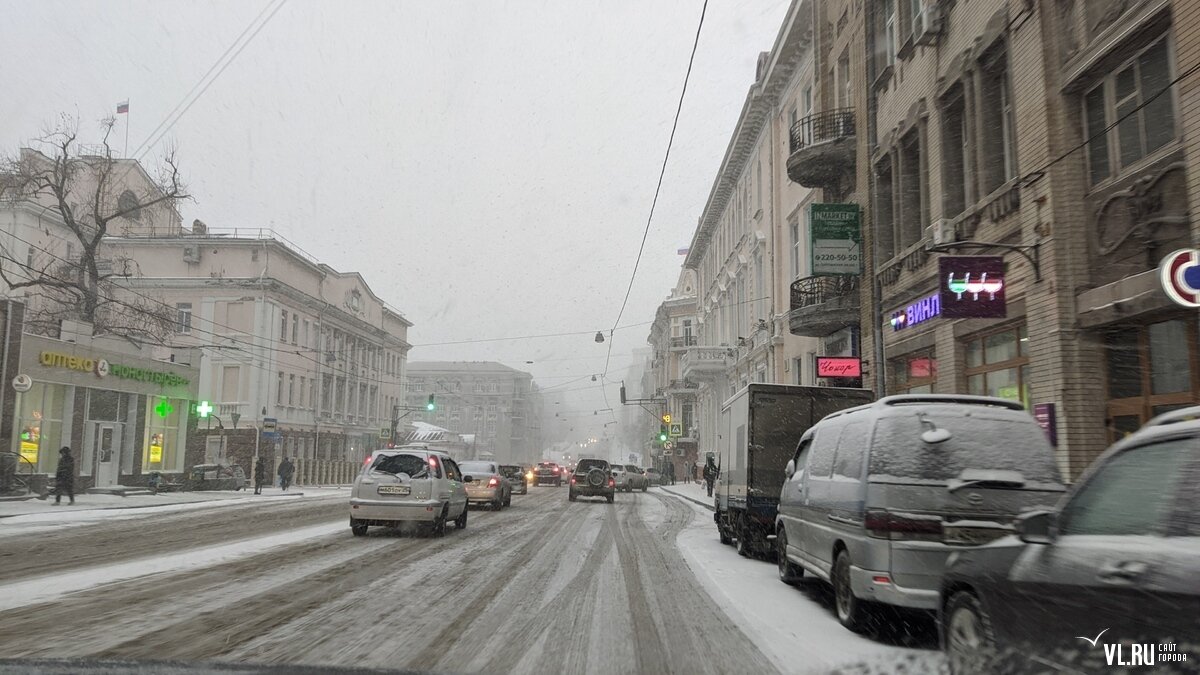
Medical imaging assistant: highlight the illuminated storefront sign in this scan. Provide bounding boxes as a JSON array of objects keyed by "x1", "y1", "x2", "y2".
[
  {"x1": 38, "y1": 351, "x2": 189, "y2": 386},
  {"x1": 816, "y1": 356, "x2": 862, "y2": 378},
  {"x1": 939, "y1": 256, "x2": 1007, "y2": 319},
  {"x1": 889, "y1": 293, "x2": 941, "y2": 331},
  {"x1": 1159, "y1": 248, "x2": 1200, "y2": 308}
]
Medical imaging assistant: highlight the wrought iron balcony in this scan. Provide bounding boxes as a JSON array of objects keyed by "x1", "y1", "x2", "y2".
[
  {"x1": 788, "y1": 276, "x2": 861, "y2": 337},
  {"x1": 787, "y1": 108, "x2": 856, "y2": 189},
  {"x1": 679, "y1": 347, "x2": 728, "y2": 382}
]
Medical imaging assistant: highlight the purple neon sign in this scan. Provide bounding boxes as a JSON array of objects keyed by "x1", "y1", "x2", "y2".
[{"x1": 889, "y1": 293, "x2": 941, "y2": 331}]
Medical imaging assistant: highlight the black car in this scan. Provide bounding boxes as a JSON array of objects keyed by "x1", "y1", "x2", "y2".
[
  {"x1": 939, "y1": 406, "x2": 1200, "y2": 674},
  {"x1": 534, "y1": 461, "x2": 564, "y2": 486},
  {"x1": 568, "y1": 458, "x2": 615, "y2": 503}
]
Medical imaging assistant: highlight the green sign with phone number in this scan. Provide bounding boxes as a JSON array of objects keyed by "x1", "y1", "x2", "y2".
[{"x1": 809, "y1": 203, "x2": 862, "y2": 276}]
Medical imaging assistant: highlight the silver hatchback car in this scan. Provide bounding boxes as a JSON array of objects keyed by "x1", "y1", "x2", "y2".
[
  {"x1": 350, "y1": 447, "x2": 469, "y2": 537},
  {"x1": 776, "y1": 395, "x2": 1066, "y2": 632}
]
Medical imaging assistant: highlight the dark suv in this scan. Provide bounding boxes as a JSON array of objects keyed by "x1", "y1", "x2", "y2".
[{"x1": 569, "y1": 459, "x2": 615, "y2": 503}]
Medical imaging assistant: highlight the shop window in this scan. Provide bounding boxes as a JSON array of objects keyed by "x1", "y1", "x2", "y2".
[
  {"x1": 1083, "y1": 36, "x2": 1176, "y2": 185},
  {"x1": 1105, "y1": 319, "x2": 1198, "y2": 440},
  {"x1": 143, "y1": 397, "x2": 183, "y2": 473},
  {"x1": 15, "y1": 382, "x2": 68, "y2": 474},
  {"x1": 964, "y1": 325, "x2": 1030, "y2": 406},
  {"x1": 890, "y1": 351, "x2": 937, "y2": 394}
]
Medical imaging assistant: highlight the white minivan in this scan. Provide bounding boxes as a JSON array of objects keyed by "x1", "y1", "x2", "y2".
[{"x1": 350, "y1": 446, "x2": 469, "y2": 537}]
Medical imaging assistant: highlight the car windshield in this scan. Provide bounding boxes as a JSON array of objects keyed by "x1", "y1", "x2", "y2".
[
  {"x1": 459, "y1": 462, "x2": 497, "y2": 475},
  {"x1": 370, "y1": 453, "x2": 428, "y2": 479}
]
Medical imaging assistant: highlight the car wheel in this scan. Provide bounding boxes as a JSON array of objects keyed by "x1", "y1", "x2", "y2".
[
  {"x1": 504, "y1": 491, "x2": 512, "y2": 507},
  {"x1": 350, "y1": 519, "x2": 368, "y2": 537},
  {"x1": 832, "y1": 549, "x2": 874, "y2": 633},
  {"x1": 945, "y1": 591, "x2": 996, "y2": 674},
  {"x1": 430, "y1": 509, "x2": 448, "y2": 538},
  {"x1": 492, "y1": 498, "x2": 503, "y2": 510},
  {"x1": 568, "y1": 490, "x2": 577, "y2": 502},
  {"x1": 606, "y1": 493, "x2": 614, "y2": 504},
  {"x1": 776, "y1": 527, "x2": 803, "y2": 585},
  {"x1": 454, "y1": 506, "x2": 468, "y2": 531},
  {"x1": 718, "y1": 522, "x2": 733, "y2": 545},
  {"x1": 641, "y1": 484, "x2": 648, "y2": 492}
]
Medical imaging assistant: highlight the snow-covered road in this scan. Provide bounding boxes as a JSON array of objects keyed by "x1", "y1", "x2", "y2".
[{"x1": 0, "y1": 485, "x2": 944, "y2": 674}]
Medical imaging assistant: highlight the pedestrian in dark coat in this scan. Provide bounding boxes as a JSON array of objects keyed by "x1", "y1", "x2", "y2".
[
  {"x1": 703, "y1": 458, "x2": 718, "y2": 497},
  {"x1": 55, "y1": 447, "x2": 75, "y2": 505},
  {"x1": 278, "y1": 457, "x2": 295, "y2": 490},
  {"x1": 254, "y1": 457, "x2": 267, "y2": 494},
  {"x1": 667, "y1": 461, "x2": 676, "y2": 485}
]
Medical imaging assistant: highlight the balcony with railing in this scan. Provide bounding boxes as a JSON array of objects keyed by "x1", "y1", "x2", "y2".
[
  {"x1": 679, "y1": 347, "x2": 728, "y2": 381},
  {"x1": 669, "y1": 335, "x2": 698, "y2": 349},
  {"x1": 786, "y1": 108, "x2": 856, "y2": 189},
  {"x1": 788, "y1": 276, "x2": 860, "y2": 337}
]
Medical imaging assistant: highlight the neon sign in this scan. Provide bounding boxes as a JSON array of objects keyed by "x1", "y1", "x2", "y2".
[
  {"x1": 816, "y1": 356, "x2": 862, "y2": 378},
  {"x1": 889, "y1": 293, "x2": 940, "y2": 331},
  {"x1": 939, "y1": 256, "x2": 1007, "y2": 319},
  {"x1": 1159, "y1": 248, "x2": 1200, "y2": 308}
]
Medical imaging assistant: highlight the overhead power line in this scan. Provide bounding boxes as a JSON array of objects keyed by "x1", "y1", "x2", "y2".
[{"x1": 604, "y1": 0, "x2": 709, "y2": 377}]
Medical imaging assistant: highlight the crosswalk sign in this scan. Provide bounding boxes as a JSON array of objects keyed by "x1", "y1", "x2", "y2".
[{"x1": 669, "y1": 423, "x2": 683, "y2": 437}]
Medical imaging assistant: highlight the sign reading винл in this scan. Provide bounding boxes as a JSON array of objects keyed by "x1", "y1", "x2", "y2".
[
  {"x1": 889, "y1": 293, "x2": 941, "y2": 331},
  {"x1": 938, "y1": 256, "x2": 1007, "y2": 319},
  {"x1": 809, "y1": 203, "x2": 862, "y2": 276},
  {"x1": 816, "y1": 356, "x2": 862, "y2": 378}
]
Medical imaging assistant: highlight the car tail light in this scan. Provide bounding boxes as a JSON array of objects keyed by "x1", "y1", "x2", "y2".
[
  {"x1": 488, "y1": 477, "x2": 499, "y2": 487},
  {"x1": 864, "y1": 508, "x2": 944, "y2": 541},
  {"x1": 552, "y1": 468, "x2": 559, "y2": 474},
  {"x1": 570, "y1": 477, "x2": 576, "y2": 484},
  {"x1": 428, "y1": 456, "x2": 440, "y2": 469},
  {"x1": 362, "y1": 456, "x2": 373, "y2": 466},
  {"x1": 608, "y1": 478, "x2": 615, "y2": 487}
]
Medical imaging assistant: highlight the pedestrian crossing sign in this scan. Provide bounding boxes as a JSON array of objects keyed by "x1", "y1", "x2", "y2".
[{"x1": 669, "y1": 423, "x2": 683, "y2": 437}]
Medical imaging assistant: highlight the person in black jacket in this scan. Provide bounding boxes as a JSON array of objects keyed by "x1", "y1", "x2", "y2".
[
  {"x1": 703, "y1": 457, "x2": 718, "y2": 497},
  {"x1": 55, "y1": 447, "x2": 75, "y2": 505},
  {"x1": 254, "y1": 457, "x2": 267, "y2": 494},
  {"x1": 278, "y1": 457, "x2": 295, "y2": 491}
]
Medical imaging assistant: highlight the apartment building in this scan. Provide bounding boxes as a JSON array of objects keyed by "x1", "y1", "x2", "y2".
[
  {"x1": 646, "y1": 269, "x2": 700, "y2": 475},
  {"x1": 840, "y1": 0, "x2": 1199, "y2": 477},
  {"x1": 680, "y1": 0, "x2": 834, "y2": 460},
  {"x1": 107, "y1": 229, "x2": 412, "y2": 468},
  {"x1": 403, "y1": 361, "x2": 542, "y2": 465}
]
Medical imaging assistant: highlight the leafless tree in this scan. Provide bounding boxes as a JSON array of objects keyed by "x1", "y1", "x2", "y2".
[{"x1": 0, "y1": 116, "x2": 190, "y2": 340}]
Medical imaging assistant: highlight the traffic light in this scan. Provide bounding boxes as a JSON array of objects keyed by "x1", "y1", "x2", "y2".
[
  {"x1": 661, "y1": 413, "x2": 672, "y2": 424},
  {"x1": 658, "y1": 426, "x2": 668, "y2": 443},
  {"x1": 426, "y1": 394, "x2": 436, "y2": 411}
]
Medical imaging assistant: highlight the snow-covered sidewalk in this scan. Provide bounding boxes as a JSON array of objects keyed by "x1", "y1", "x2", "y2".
[
  {"x1": 657, "y1": 481, "x2": 714, "y2": 510},
  {"x1": 661, "y1": 490, "x2": 945, "y2": 674},
  {"x1": 0, "y1": 486, "x2": 349, "y2": 536}
]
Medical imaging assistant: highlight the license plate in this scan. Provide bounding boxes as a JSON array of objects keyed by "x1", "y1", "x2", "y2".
[
  {"x1": 943, "y1": 526, "x2": 1008, "y2": 546},
  {"x1": 377, "y1": 485, "x2": 410, "y2": 496}
]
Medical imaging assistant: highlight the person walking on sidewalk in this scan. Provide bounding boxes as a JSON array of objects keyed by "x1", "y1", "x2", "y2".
[
  {"x1": 703, "y1": 457, "x2": 717, "y2": 497},
  {"x1": 278, "y1": 456, "x2": 295, "y2": 491},
  {"x1": 691, "y1": 462, "x2": 699, "y2": 484},
  {"x1": 667, "y1": 462, "x2": 676, "y2": 485},
  {"x1": 54, "y1": 447, "x2": 75, "y2": 506},
  {"x1": 254, "y1": 457, "x2": 267, "y2": 494}
]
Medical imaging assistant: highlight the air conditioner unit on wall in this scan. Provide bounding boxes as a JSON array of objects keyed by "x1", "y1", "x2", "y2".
[
  {"x1": 913, "y1": 2, "x2": 944, "y2": 46},
  {"x1": 926, "y1": 219, "x2": 957, "y2": 246},
  {"x1": 182, "y1": 244, "x2": 201, "y2": 263}
]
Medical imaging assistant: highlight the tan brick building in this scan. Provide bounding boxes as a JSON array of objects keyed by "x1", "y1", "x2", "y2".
[{"x1": 798, "y1": 0, "x2": 1200, "y2": 479}]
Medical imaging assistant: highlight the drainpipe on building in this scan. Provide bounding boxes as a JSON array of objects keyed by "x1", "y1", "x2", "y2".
[{"x1": 865, "y1": 0, "x2": 887, "y2": 398}]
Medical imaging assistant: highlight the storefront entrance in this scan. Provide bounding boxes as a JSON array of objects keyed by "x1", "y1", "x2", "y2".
[
  {"x1": 1104, "y1": 318, "x2": 1199, "y2": 443},
  {"x1": 86, "y1": 421, "x2": 124, "y2": 487}
]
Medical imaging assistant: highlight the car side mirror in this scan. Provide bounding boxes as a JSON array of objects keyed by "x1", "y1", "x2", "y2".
[
  {"x1": 463, "y1": 476, "x2": 474, "y2": 483},
  {"x1": 784, "y1": 459, "x2": 795, "y2": 478},
  {"x1": 1016, "y1": 510, "x2": 1055, "y2": 544}
]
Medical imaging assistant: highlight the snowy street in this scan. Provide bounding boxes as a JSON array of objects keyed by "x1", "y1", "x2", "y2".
[{"x1": 0, "y1": 485, "x2": 942, "y2": 673}]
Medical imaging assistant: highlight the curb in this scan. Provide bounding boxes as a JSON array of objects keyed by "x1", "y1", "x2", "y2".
[{"x1": 658, "y1": 485, "x2": 715, "y2": 512}]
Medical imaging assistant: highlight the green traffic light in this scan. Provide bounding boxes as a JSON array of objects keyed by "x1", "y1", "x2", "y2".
[{"x1": 426, "y1": 394, "x2": 436, "y2": 411}]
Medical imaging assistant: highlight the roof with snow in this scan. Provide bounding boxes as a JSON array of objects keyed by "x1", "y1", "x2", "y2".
[{"x1": 406, "y1": 361, "x2": 531, "y2": 376}]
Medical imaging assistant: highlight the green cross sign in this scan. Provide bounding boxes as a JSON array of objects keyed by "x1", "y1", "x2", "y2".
[
  {"x1": 196, "y1": 400, "x2": 214, "y2": 418},
  {"x1": 155, "y1": 399, "x2": 174, "y2": 418}
]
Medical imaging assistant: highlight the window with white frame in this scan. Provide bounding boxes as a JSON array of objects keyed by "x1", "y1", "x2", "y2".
[
  {"x1": 1084, "y1": 36, "x2": 1176, "y2": 185},
  {"x1": 175, "y1": 302, "x2": 192, "y2": 334},
  {"x1": 790, "y1": 216, "x2": 802, "y2": 279}
]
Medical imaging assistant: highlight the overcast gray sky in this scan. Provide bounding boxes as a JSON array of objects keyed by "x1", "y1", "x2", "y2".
[{"x1": 2, "y1": 0, "x2": 789, "y2": 442}]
